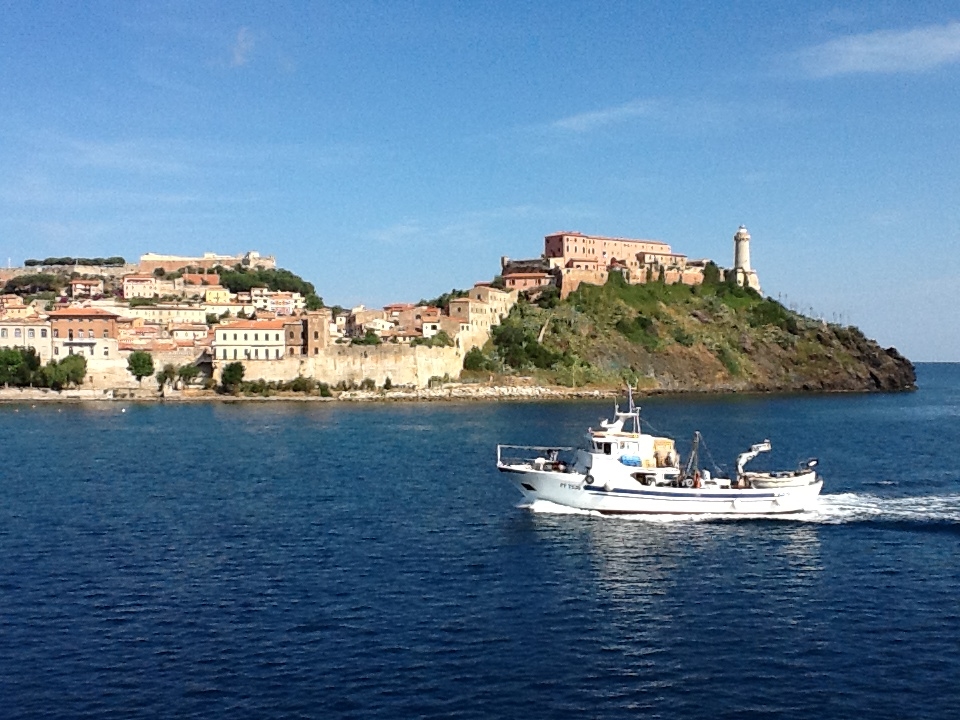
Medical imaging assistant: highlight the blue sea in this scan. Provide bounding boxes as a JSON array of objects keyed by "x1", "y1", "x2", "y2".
[{"x1": 1, "y1": 364, "x2": 959, "y2": 719}]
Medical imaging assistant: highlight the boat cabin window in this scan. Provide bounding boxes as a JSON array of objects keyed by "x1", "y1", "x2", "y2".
[{"x1": 603, "y1": 443, "x2": 612, "y2": 455}]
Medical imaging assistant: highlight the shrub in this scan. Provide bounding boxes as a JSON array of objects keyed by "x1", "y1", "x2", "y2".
[
  {"x1": 615, "y1": 314, "x2": 659, "y2": 350},
  {"x1": 178, "y1": 365, "x2": 201, "y2": 384},
  {"x1": 463, "y1": 346, "x2": 495, "y2": 371},
  {"x1": 318, "y1": 382, "x2": 332, "y2": 397},
  {"x1": 360, "y1": 378, "x2": 376, "y2": 391},
  {"x1": 289, "y1": 375, "x2": 314, "y2": 393},
  {"x1": 220, "y1": 361, "x2": 245, "y2": 391},
  {"x1": 717, "y1": 346, "x2": 741, "y2": 376},
  {"x1": 672, "y1": 328, "x2": 695, "y2": 347}
]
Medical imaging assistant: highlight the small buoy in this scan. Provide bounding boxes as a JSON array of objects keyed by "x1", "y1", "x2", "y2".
[{"x1": 121, "y1": 408, "x2": 126, "y2": 413}]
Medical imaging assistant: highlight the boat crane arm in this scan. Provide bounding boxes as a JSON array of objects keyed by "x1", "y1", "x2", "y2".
[{"x1": 736, "y1": 440, "x2": 772, "y2": 477}]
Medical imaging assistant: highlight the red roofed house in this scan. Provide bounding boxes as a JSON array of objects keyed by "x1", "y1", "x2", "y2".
[
  {"x1": 502, "y1": 272, "x2": 554, "y2": 291},
  {"x1": 47, "y1": 307, "x2": 120, "y2": 360},
  {"x1": 70, "y1": 278, "x2": 104, "y2": 298}
]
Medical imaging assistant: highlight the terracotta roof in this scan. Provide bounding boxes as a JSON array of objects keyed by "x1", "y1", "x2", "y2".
[
  {"x1": 0, "y1": 318, "x2": 48, "y2": 325},
  {"x1": 46, "y1": 308, "x2": 119, "y2": 319}
]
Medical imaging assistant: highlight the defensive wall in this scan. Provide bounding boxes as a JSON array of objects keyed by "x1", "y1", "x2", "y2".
[
  {"x1": 213, "y1": 344, "x2": 463, "y2": 388},
  {"x1": 0, "y1": 264, "x2": 139, "y2": 283}
]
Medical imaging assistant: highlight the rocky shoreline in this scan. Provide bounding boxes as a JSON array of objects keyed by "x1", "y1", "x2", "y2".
[{"x1": 0, "y1": 377, "x2": 917, "y2": 405}]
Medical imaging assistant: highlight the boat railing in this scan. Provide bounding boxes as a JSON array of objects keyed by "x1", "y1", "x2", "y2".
[{"x1": 497, "y1": 444, "x2": 575, "y2": 468}]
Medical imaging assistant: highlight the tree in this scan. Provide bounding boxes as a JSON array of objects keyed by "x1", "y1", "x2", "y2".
[
  {"x1": 59, "y1": 354, "x2": 87, "y2": 386},
  {"x1": 155, "y1": 363, "x2": 177, "y2": 389},
  {"x1": 127, "y1": 350, "x2": 154, "y2": 384},
  {"x1": 221, "y1": 361, "x2": 244, "y2": 391},
  {"x1": 0, "y1": 347, "x2": 42, "y2": 387},
  {"x1": 177, "y1": 364, "x2": 201, "y2": 384},
  {"x1": 40, "y1": 354, "x2": 87, "y2": 390},
  {"x1": 352, "y1": 329, "x2": 381, "y2": 345},
  {"x1": 152, "y1": 267, "x2": 166, "y2": 278},
  {"x1": 463, "y1": 346, "x2": 495, "y2": 372},
  {"x1": 702, "y1": 261, "x2": 722, "y2": 286}
]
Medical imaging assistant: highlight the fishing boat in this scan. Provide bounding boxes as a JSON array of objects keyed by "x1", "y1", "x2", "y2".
[{"x1": 496, "y1": 390, "x2": 822, "y2": 515}]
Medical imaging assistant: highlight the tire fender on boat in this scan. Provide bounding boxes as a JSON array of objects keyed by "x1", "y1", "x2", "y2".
[{"x1": 584, "y1": 474, "x2": 595, "y2": 487}]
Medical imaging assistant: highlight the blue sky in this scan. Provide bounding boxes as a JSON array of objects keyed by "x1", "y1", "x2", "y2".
[{"x1": 1, "y1": 1, "x2": 958, "y2": 360}]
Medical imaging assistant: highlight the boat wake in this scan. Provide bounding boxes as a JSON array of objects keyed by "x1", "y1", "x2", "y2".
[
  {"x1": 797, "y1": 492, "x2": 960, "y2": 526},
  {"x1": 522, "y1": 494, "x2": 960, "y2": 527}
]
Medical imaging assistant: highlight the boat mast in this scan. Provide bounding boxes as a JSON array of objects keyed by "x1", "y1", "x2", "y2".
[{"x1": 683, "y1": 432, "x2": 701, "y2": 479}]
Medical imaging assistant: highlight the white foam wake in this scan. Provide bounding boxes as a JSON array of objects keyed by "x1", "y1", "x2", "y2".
[
  {"x1": 797, "y1": 492, "x2": 960, "y2": 525},
  {"x1": 520, "y1": 494, "x2": 960, "y2": 525}
]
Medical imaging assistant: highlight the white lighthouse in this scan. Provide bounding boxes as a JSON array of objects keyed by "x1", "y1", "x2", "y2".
[{"x1": 733, "y1": 225, "x2": 761, "y2": 293}]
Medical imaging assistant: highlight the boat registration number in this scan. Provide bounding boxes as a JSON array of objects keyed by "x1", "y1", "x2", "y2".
[{"x1": 560, "y1": 483, "x2": 582, "y2": 491}]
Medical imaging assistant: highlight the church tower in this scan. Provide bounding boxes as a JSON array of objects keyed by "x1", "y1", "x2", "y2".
[{"x1": 733, "y1": 225, "x2": 761, "y2": 293}]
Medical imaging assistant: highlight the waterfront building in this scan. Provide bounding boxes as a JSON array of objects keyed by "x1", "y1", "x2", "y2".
[
  {"x1": 0, "y1": 318, "x2": 53, "y2": 362},
  {"x1": 47, "y1": 307, "x2": 120, "y2": 360},
  {"x1": 213, "y1": 319, "x2": 296, "y2": 361}
]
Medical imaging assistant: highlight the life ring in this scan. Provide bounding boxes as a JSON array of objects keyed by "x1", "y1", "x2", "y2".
[{"x1": 693, "y1": 470, "x2": 702, "y2": 489}]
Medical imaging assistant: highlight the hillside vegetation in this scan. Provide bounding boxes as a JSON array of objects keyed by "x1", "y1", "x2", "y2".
[{"x1": 468, "y1": 272, "x2": 915, "y2": 393}]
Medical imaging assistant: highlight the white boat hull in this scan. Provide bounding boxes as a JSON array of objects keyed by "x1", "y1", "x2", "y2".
[{"x1": 499, "y1": 465, "x2": 822, "y2": 515}]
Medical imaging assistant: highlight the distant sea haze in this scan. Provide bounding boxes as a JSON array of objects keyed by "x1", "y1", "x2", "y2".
[{"x1": 2, "y1": 363, "x2": 959, "y2": 719}]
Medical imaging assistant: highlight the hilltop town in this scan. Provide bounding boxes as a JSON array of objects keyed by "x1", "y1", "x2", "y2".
[{"x1": 0, "y1": 227, "x2": 912, "y2": 398}]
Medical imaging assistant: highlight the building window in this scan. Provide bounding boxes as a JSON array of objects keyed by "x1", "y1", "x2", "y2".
[
  {"x1": 254, "y1": 333, "x2": 259, "y2": 341},
  {"x1": 0, "y1": 329, "x2": 6, "y2": 338},
  {"x1": 314, "y1": 347, "x2": 319, "y2": 355},
  {"x1": 78, "y1": 330, "x2": 84, "y2": 338},
  {"x1": 244, "y1": 334, "x2": 248, "y2": 341},
  {"x1": 28, "y1": 329, "x2": 35, "y2": 338},
  {"x1": 41, "y1": 329, "x2": 47, "y2": 338},
  {"x1": 233, "y1": 333, "x2": 237, "y2": 341},
  {"x1": 276, "y1": 333, "x2": 280, "y2": 341},
  {"x1": 222, "y1": 349, "x2": 227, "y2": 359},
  {"x1": 52, "y1": 329, "x2": 58, "y2": 338},
  {"x1": 254, "y1": 349, "x2": 258, "y2": 358},
  {"x1": 275, "y1": 349, "x2": 280, "y2": 359},
  {"x1": 233, "y1": 349, "x2": 237, "y2": 359},
  {"x1": 89, "y1": 347, "x2": 94, "y2": 356},
  {"x1": 54, "y1": 347, "x2": 59, "y2": 355}
]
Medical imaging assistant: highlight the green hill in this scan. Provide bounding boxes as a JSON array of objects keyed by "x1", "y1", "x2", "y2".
[{"x1": 470, "y1": 272, "x2": 915, "y2": 393}]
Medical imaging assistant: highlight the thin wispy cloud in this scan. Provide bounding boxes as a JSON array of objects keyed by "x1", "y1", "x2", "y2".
[
  {"x1": 552, "y1": 99, "x2": 660, "y2": 133},
  {"x1": 548, "y1": 97, "x2": 793, "y2": 137},
  {"x1": 796, "y1": 20, "x2": 960, "y2": 77},
  {"x1": 231, "y1": 26, "x2": 254, "y2": 67}
]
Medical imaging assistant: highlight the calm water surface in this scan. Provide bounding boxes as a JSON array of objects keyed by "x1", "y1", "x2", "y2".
[{"x1": 2, "y1": 364, "x2": 959, "y2": 719}]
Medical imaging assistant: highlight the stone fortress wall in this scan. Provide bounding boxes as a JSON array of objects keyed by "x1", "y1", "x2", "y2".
[{"x1": 212, "y1": 344, "x2": 463, "y2": 388}]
